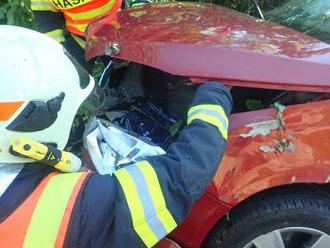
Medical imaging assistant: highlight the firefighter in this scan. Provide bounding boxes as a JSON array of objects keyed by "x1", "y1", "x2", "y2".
[
  {"x1": 31, "y1": 0, "x2": 150, "y2": 72},
  {"x1": 0, "y1": 26, "x2": 232, "y2": 247}
]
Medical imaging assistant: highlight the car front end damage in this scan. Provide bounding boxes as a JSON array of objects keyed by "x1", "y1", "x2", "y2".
[{"x1": 84, "y1": 2, "x2": 330, "y2": 247}]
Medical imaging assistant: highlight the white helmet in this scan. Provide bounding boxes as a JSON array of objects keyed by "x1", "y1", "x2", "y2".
[{"x1": 0, "y1": 25, "x2": 95, "y2": 163}]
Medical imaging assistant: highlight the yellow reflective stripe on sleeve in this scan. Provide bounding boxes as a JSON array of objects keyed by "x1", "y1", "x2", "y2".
[
  {"x1": 65, "y1": 0, "x2": 115, "y2": 20},
  {"x1": 71, "y1": 34, "x2": 86, "y2": 49},
  {"x1": 115, "y1": 168, "x2": 159, "y2": 247},
  {"x1": 23, "y1": 173, "x2": 84, "y2": 248},
  {"x1": 114, "y1": 161, "x2": 177, "y2": 248},
  {"x1": 45, "y1": 29, "x2": 65, "y2": 42},
  {"x1": 136, "y1": 161, "x2": 177, "y2": 233},
  {"x1": 188, "y1": 113, "x2": 228, "y2": 140},
  {"x1": 31, "y1": 0, "x2": 58, "y2": 11},
  {"x1": 187, "y1": 104, "x2": 228, "y2": 140},
  {"x1": 188, "y1": 104, "x2": 228, "y2": 126},
  {"x1": 65, "y1": 21, "x2": 87, "y2": 33}
]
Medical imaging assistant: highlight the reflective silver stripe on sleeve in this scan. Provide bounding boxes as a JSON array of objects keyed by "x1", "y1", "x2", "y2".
[
  {"x1": 125, "y1": 165, "x2": 168, "y2": 239},
  {"x1": 188, "y1": 108, "x2": 228, "y2": 130},
  {"x1": 114, "y1": 160, "x2": 177, "y2": 247}
]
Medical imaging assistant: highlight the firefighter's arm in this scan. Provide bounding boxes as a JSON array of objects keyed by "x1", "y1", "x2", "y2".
[
  {"x1": 148, "y1": 81, "x2": 232, "y2": 219},
  {"x1": 71, "y1": 82, "x2": 232, "y2": 248},
  {"x1": 31, "y1": 0, "x2": 66, "y2": 43},
  {"x1": 112, "y1": 82, "x2": 232, "y2": 247}
]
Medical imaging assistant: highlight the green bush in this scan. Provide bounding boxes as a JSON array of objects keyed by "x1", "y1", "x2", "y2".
[
  {"x1": 0, "y1": 0, "x2": 284, "y2": 28},
  {"x1": 0, "y1": 0, "x2": 35, "y2": 28}
]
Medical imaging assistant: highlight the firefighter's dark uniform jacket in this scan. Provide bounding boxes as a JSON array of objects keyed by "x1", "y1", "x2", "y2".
[{"x1": 0, "y1": 82, "x2": 232, "y2": 248}]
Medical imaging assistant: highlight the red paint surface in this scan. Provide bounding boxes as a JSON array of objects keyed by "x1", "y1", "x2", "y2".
[
  {"x1": 86, "y1": 2, "x2": 330, "y2": 92},
  {"x1": 212, "y1": 100, "x2": 330, "y2": 205},
  {"x1": 154, "y1": 238, "x2": 182, "y2": 248},
  {"x1": 85, "y1": 3, "x2": 330, "y2": 246},
  {"x1": 171, "y1": 100, "x2": 330, "y2": 247},
  {"x1": 169, "y1": 193, "x2": 231, "y2": 248}
]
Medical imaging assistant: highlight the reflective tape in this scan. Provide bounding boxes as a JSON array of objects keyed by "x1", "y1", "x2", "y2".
[
  {"x1": 126, "y1": 166, "x2": 168, "y2": 240},
  {"x1": 45, "y1": 29, "x2": 65, "y2": 43},
  {"x1": 187, "y1": 104, "x2": 228, "y2": 140},
  {"x1": 65, "y1": 21, "x2": 87, "y2": 34},
  {"x1": 135, "y1": 161, "x2": 177, "y2": 233},
  {"x1": 71, "y1": 34, "x2": 86, "y2": 49},
  {"x1": 23, "y1": 172, "x2": 87, "y2": 248},
  {"x1": 65, "y1": 0, "x2": 116, "y2": 21},
  {"x1": 114, "y1": 161, "x2": 177, "y2": 248},
  {"x1": 188, "y1": 108, "x2": 228, "y2": 130},
  {"x1": 31, "y1": 0, "x2": 57, "y2": 11}
]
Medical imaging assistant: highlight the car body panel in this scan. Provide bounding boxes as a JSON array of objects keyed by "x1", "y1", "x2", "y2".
[
  {"x1": 85, "y1": 2, "x2": 330, "y2": 247},
  {"x1": 213, "y1": 99, "x2": 330, "y2": 206},
  {"x1": 169, "y1": 193, "x2": 231, "y2": 248},
  {"x1": 169, "y1": 99, "x2": 330, "y2": 247},
  {"x1": 86, "y1": 2, "x2": 330, "y2": 92}
]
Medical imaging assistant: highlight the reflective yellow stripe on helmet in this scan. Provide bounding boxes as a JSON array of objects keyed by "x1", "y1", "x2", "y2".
[
  {"x1": 45, "y1": 29, "x2": 65, "y2": 43},
  {"x1": 114, "y1": 161, "x2": 177, "y2": 248},
  {"x1": 31, "y1": 0, "x2": 58, "y2": 11},
  {"x1": 65, "y1": 0, "x2": 116, "y2": 21},
  {"x1": 187, "y1": 104, "x2": 229, "y2": 140}
]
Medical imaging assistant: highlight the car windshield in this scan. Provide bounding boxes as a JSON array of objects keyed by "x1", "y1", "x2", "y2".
[{"x1": 264, "y1": 0, "x2": 330, "y2": 43}]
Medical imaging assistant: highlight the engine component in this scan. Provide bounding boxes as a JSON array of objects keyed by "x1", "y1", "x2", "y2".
[{"x1": 111, "y1": 101, "x2": 176, "y2": 148}]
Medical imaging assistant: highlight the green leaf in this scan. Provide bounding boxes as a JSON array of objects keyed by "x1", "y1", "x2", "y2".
[
  {"x1": 246, "y1": 99, "x2": 265, "y2": 111},
  {"x1": 169, "y1": 119, "x2": 183, "y2": 137},
  {"x1": 6, "y1": 7, "x2": 15, "y2": 24}
]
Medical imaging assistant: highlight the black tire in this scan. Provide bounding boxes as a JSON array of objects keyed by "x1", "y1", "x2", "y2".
[{"x1": 203, "y1": 185, "x2": 330, "y2": 248}]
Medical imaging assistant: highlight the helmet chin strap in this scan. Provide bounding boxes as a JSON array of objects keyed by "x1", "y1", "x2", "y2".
[{"x1": 0, "y1": 163, "x2": 24, "y2": 198}]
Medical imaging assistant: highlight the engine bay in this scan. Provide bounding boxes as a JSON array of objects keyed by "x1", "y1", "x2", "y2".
[
  {"x1": 92, "y1": 62, "x2": 199, "y2": 149},
  {"x1": 73, "y1": 60, "x2": 330, "y2": 172}
]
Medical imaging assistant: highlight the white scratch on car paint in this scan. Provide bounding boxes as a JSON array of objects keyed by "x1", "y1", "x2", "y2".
[
  {"x1": 259, "y1": 146, "x2": 276, "y2": 153},
  {"x1": 240, "y1": 120, "x2": 280, "y2": 138},
  {"x1": 233, "y1": 194, "x2": 240, "y2": 199},
  {"x1": 326, "y1": 175, "x2": 330, "y2": 183},
  {"x1": 200, "y1": 27, "x2": 217, "y2": 35}
]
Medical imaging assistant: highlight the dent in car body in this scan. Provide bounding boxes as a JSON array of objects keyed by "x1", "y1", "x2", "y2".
[
  {"x1": 84, "y1": 3, "x2": 330, "y2": 247},
  {"x1": 171, "y1": 100, "x2": 330, "y2": 248}
]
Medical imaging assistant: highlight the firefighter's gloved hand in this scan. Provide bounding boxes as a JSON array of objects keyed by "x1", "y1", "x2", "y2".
[{"x1": 191, "y1": 81, "x2": 233, "y2": 117}]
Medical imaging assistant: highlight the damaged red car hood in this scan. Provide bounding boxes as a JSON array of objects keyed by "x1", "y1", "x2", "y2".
[{"x1": 86, "y1": 2, "x2": 330, "y2": 92}]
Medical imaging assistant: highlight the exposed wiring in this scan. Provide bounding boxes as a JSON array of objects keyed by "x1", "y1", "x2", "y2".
[
  {"x1": 98, "y1": 60, "x2": 113, "y2": 87},
  {"x1": 253, "y1": 0, "x2": 265, "y2": 20}
]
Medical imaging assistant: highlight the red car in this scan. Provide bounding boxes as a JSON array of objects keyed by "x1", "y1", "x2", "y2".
[{"x1": 85, "y1": 2, "x2": 330, "y2": 247}]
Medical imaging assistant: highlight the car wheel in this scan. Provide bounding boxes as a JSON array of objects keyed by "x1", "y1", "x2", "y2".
[{"x1": 203, "y1": 185, "x2": 330, "y2": 248}]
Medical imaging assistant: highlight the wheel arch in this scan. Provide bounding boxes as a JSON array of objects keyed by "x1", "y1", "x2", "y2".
[{"x1": 202, "y1": 183, "x2": 330, "y2": 247}]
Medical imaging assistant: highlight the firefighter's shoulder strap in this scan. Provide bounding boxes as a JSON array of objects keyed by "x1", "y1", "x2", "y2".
[{"x1": 0, "y1": 171, "x2": 90, "y2": 248}]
